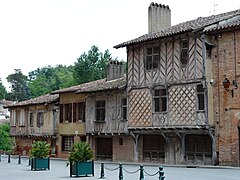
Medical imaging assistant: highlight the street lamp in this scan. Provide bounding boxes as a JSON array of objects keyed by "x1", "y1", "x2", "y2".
[{"x1": 222, "y1": 77, "x2": 238, "y2": 97}]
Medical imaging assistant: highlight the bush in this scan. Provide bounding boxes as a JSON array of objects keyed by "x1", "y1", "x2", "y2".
[
  {"x1": 68, "y1": 142, "x2": 93, "y2": 165},
  {"x1": 29, "y1": 141, "x2": 50, "y2": 158}
]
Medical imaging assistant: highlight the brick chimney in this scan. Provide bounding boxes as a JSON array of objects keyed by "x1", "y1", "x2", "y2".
[
  {"x1": 148, "y1": 2, "x2": 171, "y2": 33},
  {"x1": 107, "y1": 60, "x2": 124, "y2": 81}
]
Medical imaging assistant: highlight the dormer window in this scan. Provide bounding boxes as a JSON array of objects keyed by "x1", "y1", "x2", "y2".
[
  {"x1": 145, "y1": 46, "x2": 159, "y2": 70},
  {"x1": 180, "y1": 39, "x2": 189, "y2": 66}
]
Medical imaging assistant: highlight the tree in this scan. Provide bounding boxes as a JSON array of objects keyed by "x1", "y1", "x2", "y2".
[
  {"x1": 6, "y1": 69, "x2": 31, "y2": 102},
  {"x1": 0, "y1": 123, "x2": 14, "y2": 151},
  {"x1": 28, "y1": 65, "x2": 75, "y2": 98},
  {"x1": 0, "y1": 78, "x2": 7, "y2": 100},
  {"x1": 73, "y1": 45, "x2": 111, "y2": 84}
]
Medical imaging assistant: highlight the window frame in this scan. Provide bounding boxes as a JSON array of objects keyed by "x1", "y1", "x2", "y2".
[
  {"x1": 153, "y1": 87, "x2": 168, "y2": 113},
  {"x1": 95, "y1": 100, "x2": 106, "y2": 122},
  {"x1": 73, "y1": 102, "x2": 86, "y2": 123},
  {"x1": 64, "y1": 103, "x2": 72, "y2": 122},
  {"x1": 197, "y1": 84, "x2": 205, "y2": 111},
  {"x1": 29, "y1": 112, "x2": 34, "y2": 127},
  {"x1": 61, "y1": 136, "x2": 74, "y2": 152},
  {"x1": 37, "y1": 111, "x2": 44, "y2": 128},
  {"x1": 180, "y1": 38, "x2": 189, "y2": 66},
  {"x1": 121, "y1": 98, "x2": 127, "y2": 121},
  {"x1": 145, "y1": 45, "x2": 160, "y2": 71}
]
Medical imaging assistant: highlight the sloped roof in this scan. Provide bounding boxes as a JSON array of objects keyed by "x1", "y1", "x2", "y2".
[
  {"x1": 114, "y1": 9, "x2": 240, "y2": 48},
  {"x1": 0, "y1": 100, "x2": 13, "y2": 106},
  {"x1": 4, "y1": 94, "x2": 59, "y2": 108},
  {"x1": 51, "y1": 76, "x2": 127, "y2": 94}
]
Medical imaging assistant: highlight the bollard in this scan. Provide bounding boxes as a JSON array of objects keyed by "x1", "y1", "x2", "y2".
[
  {"x1": 8, "y1": 154, "x2": 10, "y2": 163},
  {"x1": 18, "y1": 155, "x2": 21, "y2": 164},
  {"x1": 159, "y1": 166, "x2": 165, "y2": 180},
  {"x1": 0, "y1": 154, "x2": 1, "y2": 162},
  {"x1": 100, "y1": 162, "x2": 105, "y2": 178},
  {"x1": 139, "y1": 165, "x2": 144, "y2": 180},
  {"x1": 119, "y1": 163, "x2": 123, "y2": 180}
]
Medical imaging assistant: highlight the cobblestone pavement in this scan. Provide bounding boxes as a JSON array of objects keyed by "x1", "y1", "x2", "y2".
[{"x1": 0, "y1": 155, "x2": 240, "y2": 180}]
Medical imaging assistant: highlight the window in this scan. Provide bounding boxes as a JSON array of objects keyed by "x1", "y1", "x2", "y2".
[
  {"x1": 29, "y1": 112, "x2": 34, "y2": 127},
  {"x1": 64, "y1": 103, "x2": 72, "y2": 122},
  {"x1": 73, "y1": 102, "x2": 85, "y2": 122},
  {"x1": 96, "y1": 101, "x2": 105, "y2": 121},
  {"x1": 122, "y1": 98, "x2": 127, "y2": 120},
  {"x1": 146, "y1": 46, "x2": 159, "y2": 70},
  {"x1": 62, "y1": 136, "x2": 74, "y2": 151},
  {"x1": 197, "y1": 84, "x2": 205, "y2": 111},
  {"x1": 19, "y1": 109, "x2": 25, "y2": 126},
  {"x1": 154, "y1": 88, "x2": 167, "y2": 112},
  {"x1": 119, "y1": 137, "x2": 123, "y2": 145},
  {"x1": 37, "y1": 112, "x2": 44, "y2": 127},
  {"x1": 180, "y1": 39, "x2": 189, "y2": 65},
  {"x1": 11, "y1": 110, "x2": 16, "y2": 126},
  {"x1": 60, "y1": 104, "x2": 63, "y2": 123}
]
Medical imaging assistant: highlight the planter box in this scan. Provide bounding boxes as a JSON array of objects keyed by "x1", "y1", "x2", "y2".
[
  {"x1": 31, "y1": 157, "x2": 50, "y2": 171},
  {"x1": 70, "y1": 160, "x2": 94, "y2": 177}
]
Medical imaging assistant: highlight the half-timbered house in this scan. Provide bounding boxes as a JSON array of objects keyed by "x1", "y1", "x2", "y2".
[
  {"x1": 114, "y1": 3, "x2": 240, "y2": 165},
  {"x1": 51, "y1": 61, "x2": 129, "y2": 161},
  {"x1": 5, "y1": 94, "x2": 59, "y2": 156}
]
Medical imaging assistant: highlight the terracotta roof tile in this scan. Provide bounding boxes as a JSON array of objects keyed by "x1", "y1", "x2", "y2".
[
  {"x1": 51, "y1": 76, "x2": 127, "y2": 94},
  {"x1": 114, "y1": 9, "x2": 240, "y2": 48},
  {"x1": 4, "y1": 94, "x2": 59, "y2": 108}
]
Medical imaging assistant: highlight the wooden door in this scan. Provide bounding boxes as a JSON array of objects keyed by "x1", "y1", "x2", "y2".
[
  {"x1": 143, "y1": 135, "x2": 165, "y2": 162},
  {"x1": 96, "y1": 138, "x2": 113, "y2": 160}
]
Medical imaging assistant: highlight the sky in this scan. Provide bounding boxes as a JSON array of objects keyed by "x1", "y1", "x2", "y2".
[{"x1": 0, "y1": 0, "x2": 239, "y2": 90}]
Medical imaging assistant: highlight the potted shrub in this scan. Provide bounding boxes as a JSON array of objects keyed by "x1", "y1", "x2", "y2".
[
  {"x1": 67, "y1": 142, "x2": 94, "y2": 177},
  {"x1": 29, "y1": 141, "x2": 50, "y2": 171}
]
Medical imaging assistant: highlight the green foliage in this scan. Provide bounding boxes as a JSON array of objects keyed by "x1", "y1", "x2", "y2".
[
  {"x1": 67, "y1": 142, "x2": 93, "y2": 165},
  {"x1": 6, "y1": 69, "x2": 31, "y2": 102},
  {"x1": 73, "y1": 45, "x2": 111, "y2": 84},
  {"x1": 0, "y1": 78, "x2": 7, "y2": 100},
  {"x1": 28, "y1": 65, "x2": 74, "y2": 98},
  {"x1": 29, "y1": 141, "x2": 50, "y2": 158},
  {"x1": 0, "y1": 123, "x2": 14, "y2": 151}
]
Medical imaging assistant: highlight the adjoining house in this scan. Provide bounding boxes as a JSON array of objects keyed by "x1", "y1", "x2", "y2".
[
  {"x1": 114, "y1": 3, "x2": 240, "y2": 166},
  {"x1": 0, "y1": 100, "x2": 12, "y2": 124},
  {"x1": 51, "y1": 60, "x2": 131, "y2": 161},
  {"x1": 5, "y1": 94, "x2": 59, "y2": 156}
]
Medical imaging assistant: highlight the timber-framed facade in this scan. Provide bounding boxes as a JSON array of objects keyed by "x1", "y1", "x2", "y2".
[{"x1": 114, "y1": 3, "x2": 240, "y2": 165}]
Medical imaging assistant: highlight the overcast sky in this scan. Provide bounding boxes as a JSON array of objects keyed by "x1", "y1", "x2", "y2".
[{"x1": 0, "y1": 0, "x2": 239, "y2": 90}]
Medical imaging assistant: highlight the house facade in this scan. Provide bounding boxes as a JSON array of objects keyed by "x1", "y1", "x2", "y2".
[
  {"x1": 51, "y1": 61, "x2": 131, "y2": 161},
  {"x1": 114, "y1": 3, "x2": 240, "y2": 165},
  {"x1": 5, "y1": 94, "x2": 59, "y2": 156}
]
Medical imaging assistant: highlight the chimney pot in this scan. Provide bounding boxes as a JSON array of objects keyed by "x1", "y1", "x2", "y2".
[{"x1": 148, "y1": 2, "x2": 171, "y2": 33}]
